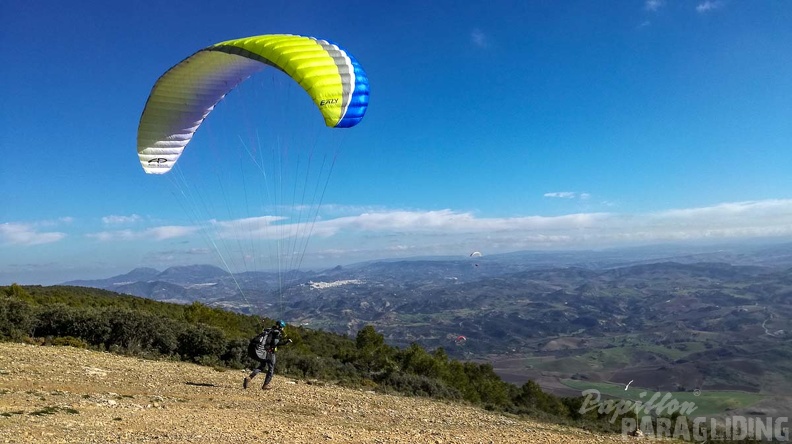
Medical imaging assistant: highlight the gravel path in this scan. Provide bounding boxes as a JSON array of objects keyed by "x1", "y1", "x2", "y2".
[{"x1": 0, "y1": 343, "x2": 641, "y2": 443}]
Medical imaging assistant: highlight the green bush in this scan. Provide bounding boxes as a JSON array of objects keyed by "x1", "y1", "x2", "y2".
[
  {"x1": 279, "y1": 351, "x2": 361, "y2": 383},
  {"x1": 221, "y1": 338, "x2": 250, "y2": 369},
  {"x1": 50, "y1": 336, "x2": 89, "y2": 348},
  {"x1": 0, "y1": 297, "x2": 34, "y2": 340},
  {"x1": 378, "y1": 372, "x2": 461, "y2": 400},
  {"x1": 177, "y1": 323, "x2": 227, "y2": 361}
]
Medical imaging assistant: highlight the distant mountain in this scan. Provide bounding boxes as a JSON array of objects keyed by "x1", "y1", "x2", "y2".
[
  {"x1": 112, "y1": 280, "x2": 194, "y2": 304},
  {"x1": 64, "y1": 267, "x2": 161, "y2": 288},
  {"x1": 153, "y1": 264, "x2": 230, "y2": 285},
  {"x1": 63, "y1": 265, "x2": 233, "y2": 304},
  {"x1": 62, "y1": 242, "x2": 792, "y2": 302}
]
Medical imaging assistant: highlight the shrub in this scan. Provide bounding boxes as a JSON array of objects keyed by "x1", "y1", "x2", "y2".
[
  {"x1": 378, "y1": 371, "x2": 461, "y2": 400},
  {"x1": 177, "y1": 323, "x2": 227, "y2": 361},
  {"x1": 0, "y1": 297, "x2": 34, "y2": 340},
  {"x1": 50, "y1": 336, "x2": 88, "y2": 348}
]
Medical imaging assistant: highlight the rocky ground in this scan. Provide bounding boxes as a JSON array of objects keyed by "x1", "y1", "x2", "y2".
[{"x1": 0, "y1": 342, "x2": 644, "y2": 443}]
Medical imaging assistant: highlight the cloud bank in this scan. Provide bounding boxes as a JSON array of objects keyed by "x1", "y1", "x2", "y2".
[
  {"x1": 87, "y1": 225, "x2": 199, "y2": 242},
  {"x1": 4, "y1": 199, "x2": 792, "y2": 277},
  {"x1": 0, "y1": 222, "x2": 67, "y2": 246},
  {"x1": 89, "y1": 198, "x2": 792, "y2": 252}
]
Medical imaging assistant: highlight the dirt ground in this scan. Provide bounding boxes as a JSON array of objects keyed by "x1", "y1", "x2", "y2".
[{"x1": 0, "y1": 342, "x2": 645, "y2": 443}]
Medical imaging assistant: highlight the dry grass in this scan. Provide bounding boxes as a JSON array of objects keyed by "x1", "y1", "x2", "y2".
[{"x1": 0, "y1": 342, "x2": 646, "y2": 443}]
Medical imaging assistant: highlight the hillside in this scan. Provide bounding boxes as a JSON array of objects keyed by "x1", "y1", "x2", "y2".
[
  {"x1": 59, "y1": 255, "x2": 792, "y2": 402},
  {"x1": 0, "y1": 342, "x2": 638, "y2": 444}
]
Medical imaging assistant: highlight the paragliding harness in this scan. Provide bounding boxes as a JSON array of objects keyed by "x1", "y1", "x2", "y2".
[{"x1": 247, "y1": 328, "x2": 276, "y2": 361}]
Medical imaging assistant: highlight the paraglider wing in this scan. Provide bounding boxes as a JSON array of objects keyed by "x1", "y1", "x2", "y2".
[
  {"x1": 137, "y1": 34, "x2": 370, "y2": 174},
  {"x1": 469, "y1": 251, "x2": 482, "y2": 257}
]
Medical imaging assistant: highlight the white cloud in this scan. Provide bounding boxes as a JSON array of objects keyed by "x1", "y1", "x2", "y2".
[
  {"x1": 471, "y1": 29, "x2": 489, "y2": 48},
  {"x1": 153, "y1": 199, "x2": 792, "y2": 248},
  {"x1": 71, "y1": 199, "x2": 792, "y2": 270},
  {"x1": 303, "y1": 199, "x2": 792, "y2": 257},
  {"x1": 87, "y1": 225, "x2": 198, "y2": 242},
  {"x1": 147, "y1": 226, "x2": 199, "y2": 240},
  {"x1": 545, "y1": 191, "x2": 590, "y2": 200},
  {"x1": 0, "y1": 222, "x2": 66, "y2": 246},
  {"x1": 102, "y1": 214, "x2": 142, "y2": 225},
  {"x1": 645, "y1": 0, "x2": 664, "y2": 11},
  {"x1": 87, "y1": 229, "x2": 135, "y2": 242},
  {"x1": 696, "y1": 1, "x2": 722, "y2": 13},
  {"x1": 210, "y1": 216, "x2": 289, "y2": 240},
  {"x1": 313, "y1": 204, "x2": 391, "y2": 217},
  {"x1": 33, "y1": 217, "x2": 74, "y2": 227},
  {"x1": 212, "y1": 216, "x2": 286, "y2": 230},
  {"x1": 309, "y1": 210, "x2": 608, "y2": 239},
  {"x1": 544, "y1": 192, "x2": 576, "y2": 199}
]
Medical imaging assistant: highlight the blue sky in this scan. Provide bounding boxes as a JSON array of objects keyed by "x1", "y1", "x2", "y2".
[{"x1": 2, "y1": 1, "x2": 791, "y2": 285}]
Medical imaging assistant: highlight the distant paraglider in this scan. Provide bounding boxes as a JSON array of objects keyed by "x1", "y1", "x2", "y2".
[
  {"x1": 454, "y1": 335, "x2": 467, "y2": 346},
  {"x1": 469, "y1": 251, "x2": 482, "y2": 267}
]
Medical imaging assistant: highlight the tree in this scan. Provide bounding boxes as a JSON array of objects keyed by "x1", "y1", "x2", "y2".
[
  {"x1": 356, "y1": 325, "x2": 385, "y2": 350},
  {"x1": 515, "y1": 380, "x2": 569, "y2": 416},
  {"x1": 355, "y1": 325, "x2": 395, "y2": 375},
  {"x1": 177, "y1": 323, "x2": 227, "y2": 362},
  {"x1": 4, "y1": 283, "x2": 31, "y2": 300},
  {"x1": 0, "y1": 296, "x2": 33, "y2": 339}
]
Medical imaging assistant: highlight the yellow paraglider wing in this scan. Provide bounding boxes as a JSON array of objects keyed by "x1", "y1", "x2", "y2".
[{"x1": 137, "y1": 34, "x2": 370, "y2": 174}]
